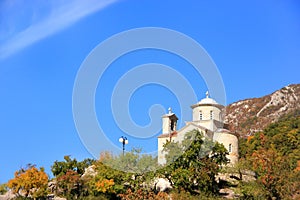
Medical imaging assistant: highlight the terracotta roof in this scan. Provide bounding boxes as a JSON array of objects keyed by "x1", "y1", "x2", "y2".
[{"x1": 157, "y1": 131, "x2": 178, "y2": 138}]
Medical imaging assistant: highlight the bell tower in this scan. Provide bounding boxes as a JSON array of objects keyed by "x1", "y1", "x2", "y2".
[{"x1": 162, "y1": 107, "x2": 178, "y2": 134}]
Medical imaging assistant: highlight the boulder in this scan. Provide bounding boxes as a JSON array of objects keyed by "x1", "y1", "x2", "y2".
[{"x1": 152, "y1": 178, "x2": 172, "y2": 192}]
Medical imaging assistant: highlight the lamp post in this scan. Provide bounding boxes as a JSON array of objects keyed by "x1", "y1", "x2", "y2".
[{"x1": 119, "y1": 136, "x2": 128, "y2": 155}]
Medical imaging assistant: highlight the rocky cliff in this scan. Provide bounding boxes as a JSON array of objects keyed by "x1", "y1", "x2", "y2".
[{"x1": 225, "y1": 84, "x2": 300, "y2": 137}]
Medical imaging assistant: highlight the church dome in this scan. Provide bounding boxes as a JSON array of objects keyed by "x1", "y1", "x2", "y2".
[
  {"x1": 190, "y1": 91, "x2": 224, "y2": 109},
  {"x1": 198, "y1": 97, "x2": 218, "y2": 105},
  {"x1": 198, "y1": 91, "x2": 219, "y2": 105}
]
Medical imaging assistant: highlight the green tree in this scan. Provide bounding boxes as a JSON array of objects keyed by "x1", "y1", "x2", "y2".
[
  {"x1": 92, "y1": 149, "x2": 158, "y2": 199},
  {"x1": 51, "y1": 155, "x2": 94, "y2": 177},
  {"x1": 0, "y1": 183, "x2": 8, "y2": 195},
  {"x1": 158, "y1": 129, "x2": 229, "y2": 196},
  {"x1": 87, "y1": 159, "x2": 123, "y2": 199},
  {"x1": 51, "y1": 156, "x2": 95, "y2": 199}
]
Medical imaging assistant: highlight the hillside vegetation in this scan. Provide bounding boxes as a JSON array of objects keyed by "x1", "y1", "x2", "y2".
[
  {"x1": 237, "y1": 110, "x2": 300, "y2": 199},
  {"x1": 2, "y1": 130, "x2": 229, "y2": 200},
  {"x1": 3, "y1": 113, "x2": 299, "y2": 199}
]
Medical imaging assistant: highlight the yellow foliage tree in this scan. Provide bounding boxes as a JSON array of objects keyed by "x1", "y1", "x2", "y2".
[
  {"x1": 95, "y1": 179, "x2": 115, "y2": 193},
  {"x1": 7, "y1": 164, "x2": 48, "y2": 199}
]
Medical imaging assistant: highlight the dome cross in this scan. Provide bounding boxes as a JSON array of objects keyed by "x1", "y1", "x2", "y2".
[{"x1": 206, "y1": 91, "x2": 209, "y2": 98}]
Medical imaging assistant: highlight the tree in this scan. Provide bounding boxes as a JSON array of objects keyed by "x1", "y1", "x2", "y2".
[
  {"x1": 86, "y1": 160, "x2": 122, "y2": 199},
  {"x1": 76, "y1": 149, "x2": 171, "y2": 199},
  {"x1": 238, "y1": 113, "x2": 300, "y2": 199},
  {"x1": 51, "y1": 156, "x2": 95, "y2": 199},
  {"x1": 0, "y1": 183, "x2": 8, "y2": 195},
  {"x1": 158, "y1": 129, "x2": 229, "y2": 195},
  {"x1": 89, "y1": 149, "x2": 158, "y2": 199},
  {"x1": 56, "y1": 170, "x2": 83, "y2": 199},
  {"x1": 7, "y1": 164, "x2": 48, "y2": 199},
  {"x1": 248, "y1": 134, "x2": 300, "y2": 199},
  {"x1": 51, "y1": 155, "x2": 94, "y2": 177}
]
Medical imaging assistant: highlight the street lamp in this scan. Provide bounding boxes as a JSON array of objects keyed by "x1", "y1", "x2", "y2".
[{"x1": 119, "y1": 136, "x2": 128, "y2": 155}]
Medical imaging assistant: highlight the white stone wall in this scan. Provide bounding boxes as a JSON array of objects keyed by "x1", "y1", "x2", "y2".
[
  {"x1": 158, "y1": 137, "x2": 175, "y2": 165},
  {"x1": 162, "y1": 116, "x2": 170, "y2": 134},
  {"x1": 192, "y1": 105, "x2": 222, "y2": 122},
  {"x1": 193, "y1": 120, "x2": 214, "y2": 131},
  {"x1": 158, "y1": 137, "x2": 167, "y2": 165},
  {"x1": 213, "y1": 132, "x2": 239, "y2": 164},
  {"x1": 173, "y1": 126, "x2": 202, "y2": 143}
]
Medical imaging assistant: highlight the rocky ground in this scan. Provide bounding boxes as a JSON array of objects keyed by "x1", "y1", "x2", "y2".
[{"x1": 225, "y1": 84, "x2": 300, "y2": 137}]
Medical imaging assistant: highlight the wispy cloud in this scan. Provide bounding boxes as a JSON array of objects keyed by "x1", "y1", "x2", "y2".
[{"x1": 0, "y1": 0, "x2": 119, "y2": 60}]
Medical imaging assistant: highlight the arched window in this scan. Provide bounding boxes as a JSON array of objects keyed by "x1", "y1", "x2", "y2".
[
  {"x1": 199, "y1": 111, "x2": 203, "y2": 120},
  {"x1": 228, "y1": 144, "x2": 232, "y2": 153},
  {"x1": 210, "y1": 110, "x2": 213, "y2": 120}
]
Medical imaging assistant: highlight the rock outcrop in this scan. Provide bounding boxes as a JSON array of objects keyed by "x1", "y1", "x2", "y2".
[{"x1": 225, "y1": 84, "x2": 300, "y2": 137}]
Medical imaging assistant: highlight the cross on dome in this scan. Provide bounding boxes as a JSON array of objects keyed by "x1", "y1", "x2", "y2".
[{"x1": 196, "y1": 91, "x2": 219, "y2": 105}]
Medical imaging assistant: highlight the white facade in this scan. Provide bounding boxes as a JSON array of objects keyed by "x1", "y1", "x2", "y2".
[{"x1": 157, "y1": 92, "x2": 239, "y2": 165}]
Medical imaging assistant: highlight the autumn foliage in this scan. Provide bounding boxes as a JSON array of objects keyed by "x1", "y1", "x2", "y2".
[
  {"x1": 56, "y1": 170, "x2": 82, "y2": 198},
  {"x1": 4, "y1": 112, "x2": 300, "y2": 199},
  {"x1": 239, "y1": 113, "x2": 300, "y2": 199},
  {"x1": 7, "y1": 164, "x2": 48, "y2": 199},
  {"x1": 95, "y1": 179, "x2": 114, "y2": 193}
]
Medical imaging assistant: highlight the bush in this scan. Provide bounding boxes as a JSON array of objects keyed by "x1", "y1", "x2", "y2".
[{"x1": 0, "y1": 183, "x2": 8, "y2": 195}]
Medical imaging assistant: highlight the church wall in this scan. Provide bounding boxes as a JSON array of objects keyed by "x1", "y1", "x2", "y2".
[
  {"x1": 162, "y1": 117, "x2": 170, "y2": 134},
  {"x1": 158, "y1": 94, "x2": 239, "y2": 166},
  {"x1": 173, "y1": 125, "x2": 202, "y2": 143},
  {"x1": 193, "y1": 120, "x2": 214, "y2": 132},
  {"x1": 213, "y1": 132, "x2": 239, "y2": 164},
  {"x1": 158, "y1": 136, "x2": 175, "y2": 165},
  {"x1": 192, "y1": 105, "x2": 222, "y2": 122}
]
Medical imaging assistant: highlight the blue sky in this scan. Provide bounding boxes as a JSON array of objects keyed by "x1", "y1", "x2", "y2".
[{"x1": 0, "y1": 0, "x2": 300, "y2": 183}]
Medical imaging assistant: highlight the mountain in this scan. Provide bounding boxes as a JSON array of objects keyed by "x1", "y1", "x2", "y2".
[{"x1": 225, "y1": 84, "x2": 300, "y2": 137}]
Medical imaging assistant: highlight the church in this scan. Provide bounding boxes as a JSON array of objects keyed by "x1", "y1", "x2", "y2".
[{"x1": 157, "y1": 92, "x2": 239, "y2": 165}]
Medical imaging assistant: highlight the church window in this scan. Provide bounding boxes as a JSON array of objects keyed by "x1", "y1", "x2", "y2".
[
  {"x1": 199, "y1": 111, "x2": 203, "y2": 120},
  {"x1": 210, "y1": 110, "x2": 213, "y2": 120},
  {"x1": 229, "y1": 144, "x2": 232, "y2": 153}
]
